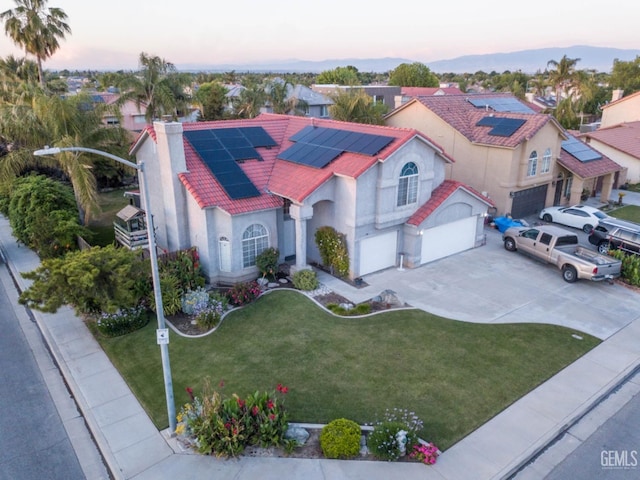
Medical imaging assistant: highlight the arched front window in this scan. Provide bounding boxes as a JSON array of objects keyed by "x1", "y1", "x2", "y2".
[
  {"x1": 527, "y1": 151, "x2": 538, "y2": 177},
  {"x1": 242, "y1": 224, "x2": 268, "y2": 268},
  {"x1": 397, "y1": 162, "x2": 419, "y2": 206},
  {"x1": 541, "y1": 148, "x2": 552, "y2": 174}
]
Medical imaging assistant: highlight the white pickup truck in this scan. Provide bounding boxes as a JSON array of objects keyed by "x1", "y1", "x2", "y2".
[{"x1": 503, "y1": 224, "x2": 622, "y2": 283}]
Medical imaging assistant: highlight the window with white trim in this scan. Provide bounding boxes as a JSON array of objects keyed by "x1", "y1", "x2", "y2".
[
  {"x1": 541, "y1": 148, "x2": 552, "y2": 174},
  {"x1": 397, "y1": 162, "x2": 419, "y2": 206},
  {"x1": 527, "y1": 151, "x2": 538, "y2": 177},
  {"x1": 242, "y1": 224, "x2": 269, "y2": 268}
]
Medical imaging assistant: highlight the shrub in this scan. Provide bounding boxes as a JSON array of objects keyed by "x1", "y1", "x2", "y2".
[
  {"x1": 326, "y1": 302, "x2": 371, "y2": 316},
  {"x1": 367, "y1": 421, "x2": 418, "y2": 461},
  {"x1": 194, "y1": 300, "x2": 224, "y2": 330},
  {"x1": 256, "y1": 247, "x2": 279, "y2": 279},
  {"x1": 315, "y1": 226, "x2": 349, "y2": 277},
  {"x1": 319, "y1": 418, "x2": 361, "y2": 459},
  {"x1": 182, "y1": 287, "x2": 210, "y2": 315},
  {"x1": 228, "y1": 281, "x2": 261, "y2": 306},
  {"x1": 148, "y1": 274, "x2": 183, "y2": 315},
  {"x1": 409, "y1": 442, "x2": 440, "y2": 465},
  {"x1": 95, "y1": 306, "x2": 149, "y2": 337},
  {"x1": 609, "y1": 249, "x2": 640, "y2": 286},
  {"x1": 292, "y1": 269, "x2": 319, "y2": 291}
]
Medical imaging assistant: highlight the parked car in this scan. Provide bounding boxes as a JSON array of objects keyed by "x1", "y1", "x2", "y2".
[
  {"x1": 588, "y1": 217, "x2": 640, "y2": 255},
  {"x1": 503, "y1": 224, "x2": 621, "y2": 283},
  {"x1": 539, "y1": 205, "x2": 610, "y2": 233}
]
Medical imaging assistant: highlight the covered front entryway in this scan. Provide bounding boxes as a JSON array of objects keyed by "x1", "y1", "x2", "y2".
[
  {"x1": 359, "y1": 230, "x2": 398, "y2": 275},
  {"x1": 510, "y1": 185, "x2": 548, "y2": 218},
  {"x1": 420, "y1": 216, "x2": 476, "y2": 264}
]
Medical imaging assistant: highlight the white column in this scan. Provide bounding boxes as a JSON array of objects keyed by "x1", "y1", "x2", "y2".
[{"x1": 289, "y1": 204, "x2": 313, "y2": 273}]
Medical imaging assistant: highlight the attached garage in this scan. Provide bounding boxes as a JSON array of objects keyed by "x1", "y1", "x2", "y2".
[
  {"x1": 421, "y1": 216, "x2": 477, "y2": 264},
  {"x1": 510, "y1": 185, "x2": 548, "y2": 218},
  {"x1": 359, "y1": 230, "x2": 398, "y2": 275}
]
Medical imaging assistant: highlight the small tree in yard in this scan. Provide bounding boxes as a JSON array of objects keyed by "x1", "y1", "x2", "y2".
[{"x1": 19, "y1": 245, "x2": 149, "y2": 315}]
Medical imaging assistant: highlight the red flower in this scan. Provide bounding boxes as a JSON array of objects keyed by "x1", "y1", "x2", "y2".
[
  {"x1": 268, "y1": 414, "x2": 275, "y2": 421},
  {"x1": 252, "y1": 406, "x2": 259, "y2": 416},
  {"x1": 276, "y1": 383, "x2": 289, "y2": 394},
  {"x1": 267, "y1": 399, "x2": 274, "y2": 410},
  {"x1": 185, "y1": 386, "x2": 194, "y2": 401},
  {"x1": 237, "y1": 398, "x2": 246, "y2": 408}
]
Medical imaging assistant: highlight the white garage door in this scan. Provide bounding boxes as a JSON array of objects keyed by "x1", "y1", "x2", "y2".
[
  {"x1": 421, "y1": 216, "x2": 477, "y2": 264},
  {"x1": 359, "y1": 231, "x2": 398, "y2": 276}
]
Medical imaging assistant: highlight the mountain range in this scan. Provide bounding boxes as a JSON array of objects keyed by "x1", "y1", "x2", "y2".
[{"x1": 178, "y1": 45, "x2": 640, "y2": 74}]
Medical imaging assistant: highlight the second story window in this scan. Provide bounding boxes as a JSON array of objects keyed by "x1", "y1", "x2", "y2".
[
  {"x1": 373, "y1": 95, "x2": 384, "y2": 105},
  {"x1": 397, "y1": 162, "x2": 419, "y2": 207},
  {"x1": 541, "y1": 148, "x2": 551, "y2": 174},
  {"x1": 320, "y1": 105, "x2": 328, "y2": 117},
  {"x1": 527, "y1": 151, "x2": 538, "y2": 177}
]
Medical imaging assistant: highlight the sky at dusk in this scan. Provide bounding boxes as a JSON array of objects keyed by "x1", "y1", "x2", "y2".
[{"x1": 1, "y1": 0, "x2": 638, "y2": 70}]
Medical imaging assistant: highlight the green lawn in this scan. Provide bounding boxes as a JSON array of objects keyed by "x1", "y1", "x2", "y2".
[
  {"x1": 96, "y1": 290, "x2": 599, "y2": 450},
  {"x1": 87, "y1": 188, "x2": 132, "y2": 246},
  {"x1": 609, "y1": 204, "x2": 640, "y2": 223}
]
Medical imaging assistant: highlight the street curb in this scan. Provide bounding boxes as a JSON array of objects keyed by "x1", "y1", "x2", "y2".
[{"x1": 499, "y1": 356, "x2": 640, "y2": 479}]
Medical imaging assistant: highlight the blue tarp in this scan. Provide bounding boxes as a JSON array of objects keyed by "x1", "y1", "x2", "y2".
[{"x1": 494, "y1": 216, "x2": 525, "y2": 233}]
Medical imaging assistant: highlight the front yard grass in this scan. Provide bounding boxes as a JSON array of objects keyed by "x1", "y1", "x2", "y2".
[
  {"x1": 96, "y1": 290, "x2": 599, "y2": 451},
  {"x1": 609, "y1": 204, "x2": 640, "y2": 223}
]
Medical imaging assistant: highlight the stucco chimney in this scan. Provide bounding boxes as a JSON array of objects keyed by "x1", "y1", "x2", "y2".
[{"x1": 612, "y1": 89, "x2": 624, "y2": 102}]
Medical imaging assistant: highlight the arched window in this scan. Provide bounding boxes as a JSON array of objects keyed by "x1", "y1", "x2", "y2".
[
  {"x1": 541, "y1": 148, "x2": 552, "y2": 174},
  {"x1": 397, "y1": 162, "x2": 419, "y2": 206},
  {"x1": 527, "y1": 151, "x2": 538, "y2": 177},
  {"x1": 242, "y1": 224, "x2": 268, "y2": 268}
]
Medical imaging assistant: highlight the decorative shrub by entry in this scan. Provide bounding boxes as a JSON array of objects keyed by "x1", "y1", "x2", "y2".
[{"x1": 96, "y1": 306, "x2": 148, "y2": 337}]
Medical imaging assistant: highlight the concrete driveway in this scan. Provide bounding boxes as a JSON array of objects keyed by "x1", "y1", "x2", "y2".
[{"x1": 330, "y1": 227, "x2": 640, "y2": 340}]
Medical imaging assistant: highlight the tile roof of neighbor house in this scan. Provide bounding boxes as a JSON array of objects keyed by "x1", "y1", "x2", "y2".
[
  {"x1": 407, "y1": 180, "x2": 494, "y2": 226},
  {"x1": 557, "y1": 135, "x2": 622, "y2": 179},
  {"x1": 137, "y1": 114, "x2": 452, "y2": 215},
  {"x1": 394, "y1": 93, "x2": 561, "y2": 148},
  {"x1": 580, "y1": 122, "x2": 640, "y2": 160},
  {"x1": 601, "y1": 90, "x2": 640, "y2": 110},
  {"x1": 401, "y1": 87, "x2": 463, "y2": 96}
]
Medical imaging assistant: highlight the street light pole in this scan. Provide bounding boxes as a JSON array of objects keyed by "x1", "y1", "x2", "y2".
[{"x1": 34, "y1": 146, "x2": 177, "y2": 433}]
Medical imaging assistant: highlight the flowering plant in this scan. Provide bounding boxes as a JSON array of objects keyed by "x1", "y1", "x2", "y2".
[
  {"x1": 228, "y1": 281, "x2": 261, "y2": 306},
  {"x1": 175, "y1": 381, "x2": 291, "y2": 457},
  {"x1": 95, "y1": 306, "x2": 148, "y2": 337},
  {"x1": 409, "y1": 442, "x2": 440, "y2": 465}
]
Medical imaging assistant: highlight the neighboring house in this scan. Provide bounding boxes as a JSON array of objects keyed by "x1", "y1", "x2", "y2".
[
  {"x1": 89, "y1": 92, "x2": 148, "y2": 132},
  {"x1": 311, "y1": 85, "x2": 401, "y2": 114},
  {"x1": 130, "y1": 114, "x2": 492, "y2": 283},
  {"x1": 556, "y1": 134, "x2": 622, "y2": 203},
  {"x1": 580, "y1": 122, "x2": 640, "y2": 184},
  {"x1": 396, "y1": 86, "x2": 463, "y2": 109},
  {"x1": 600, "y1": 90, "x2": 640, "y2": 128},
  {"x1": 385, "y1": 93, "x2": 617, "y2": 216},
  {"x1": 223, "y1": 82, "x2": 333, "y2": 118}
]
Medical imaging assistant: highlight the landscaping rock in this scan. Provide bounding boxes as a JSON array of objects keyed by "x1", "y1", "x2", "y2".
[
  {"x1": 379, "y1": 289, "x2": 404, "y2": 307},
  {"x1": 285, "y1": 425, "x2": 310, "y2": 445}
]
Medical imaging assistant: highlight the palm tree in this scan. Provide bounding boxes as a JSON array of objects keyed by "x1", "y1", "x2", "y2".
[
  {"x1": 1, "y1": 0, "x2": 71, "y2": 88},
  {"x1": 547, "y1": 55, "x2": 580, "y2": 103},
  {"x1": 265, "y1": 79, "x2": 307, "y2": 115},
  {"x1": 0, "y1": 90, "x2": 131, "y2": 223},
  {"x1": 328, "y1": 89, "x2": 386, "y2": 125},
  {"x1": 117, "y1": 52, "x2": 191, "y2": 123},
  {"x1": 232, "y1": 80, "x2": 266, "y2": 119}
]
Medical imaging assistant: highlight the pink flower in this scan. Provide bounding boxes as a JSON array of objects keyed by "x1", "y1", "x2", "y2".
[{"x1": 252, "y1": 406, "x2": 259, "y2": 416}]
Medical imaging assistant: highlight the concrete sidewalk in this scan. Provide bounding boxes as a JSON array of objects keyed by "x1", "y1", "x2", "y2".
[{"x1": 3, "y1": 214, "x2": 640, "y2": 479}]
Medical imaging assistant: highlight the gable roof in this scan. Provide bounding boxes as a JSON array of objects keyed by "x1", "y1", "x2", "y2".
[
  {"x1": 601, "y1": 90, "x2": 640, "y2": 110},
  {"x1": 407, "y1": 180, "x2": 494, "y2": 226},
  {"x1": 401, "y1": 86, "x2": 463, "y2": 97},
  {"x1": 557, "y1": 134, "x2": 621, "y2": 179},
  {"x1": 137, "y1": 114, "x2": 452, "y2": 214},
  {"x1": 388, "y1": 93, "x2": 564, "y2": 148},
  {"x1": 580, "y1": 122, "x2": 640, "y2": 160}
]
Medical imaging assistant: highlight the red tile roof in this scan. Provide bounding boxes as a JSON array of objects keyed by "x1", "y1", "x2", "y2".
[
  {"x1": 403, "y1": 94, "x2": 559, "y2": 148},
  {"x1": 407, "y1": 180, "x2": 494, "y2": 226},
  {"x1": 557, "y1": 149, "x2": 621, "y2": 179},
  {"x1": 401, "y1": 87, "x2": 463, "y2": 96},
  {"x1": 140, "y1": 114, "x2": 452, "y2": 214},
  {"x1": 580, "y1": 122, "x2": 640, "y2": 160}
]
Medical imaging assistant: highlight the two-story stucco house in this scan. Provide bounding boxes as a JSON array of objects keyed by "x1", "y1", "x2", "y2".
[
  {"x1": 130, "y1": 114, "x2": 492, "y2": 283},
  {"x1": 385, "y1": 93, "x2": 619, "y2": 216}
]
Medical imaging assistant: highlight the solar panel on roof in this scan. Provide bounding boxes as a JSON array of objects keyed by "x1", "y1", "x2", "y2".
[
  {"x1": 562, "y1": 136, "x2": 602, "y2": 162},
  {"x1": 228, "y1": 147, "x2": 261, "y2": 161},
  {"x1": 468, "y1": 97, "x2": 535, "y2": 114},
  {"x1": 476, "y1": 116, "x2": 501, "y2": 127},
  {"x1": 242, "y1": 127, "x2": 278, "y2": 147},
  {"x1": 476, "y1": 117, "x2": 526, "y2": 137}
]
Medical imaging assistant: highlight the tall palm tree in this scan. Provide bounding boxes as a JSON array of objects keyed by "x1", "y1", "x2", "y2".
[
  {"x1": 232, "y1": 81, "x2": 266, "y2": 119},
  {"x1": 0, "y1": 90, "x2": 131, "y2": 223},
  {"x1": 547, "y1": 55, "x2": 580, "y2": 103},
  {"x1": 1, "y1": 0, "x2": 71, "y2": 88},
  {"x1": 265, "y1": 79, "x2": 307, "y2": 115},
  {"x1": 117, "y1": 52, "x2": 191, "y2": 123}
]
